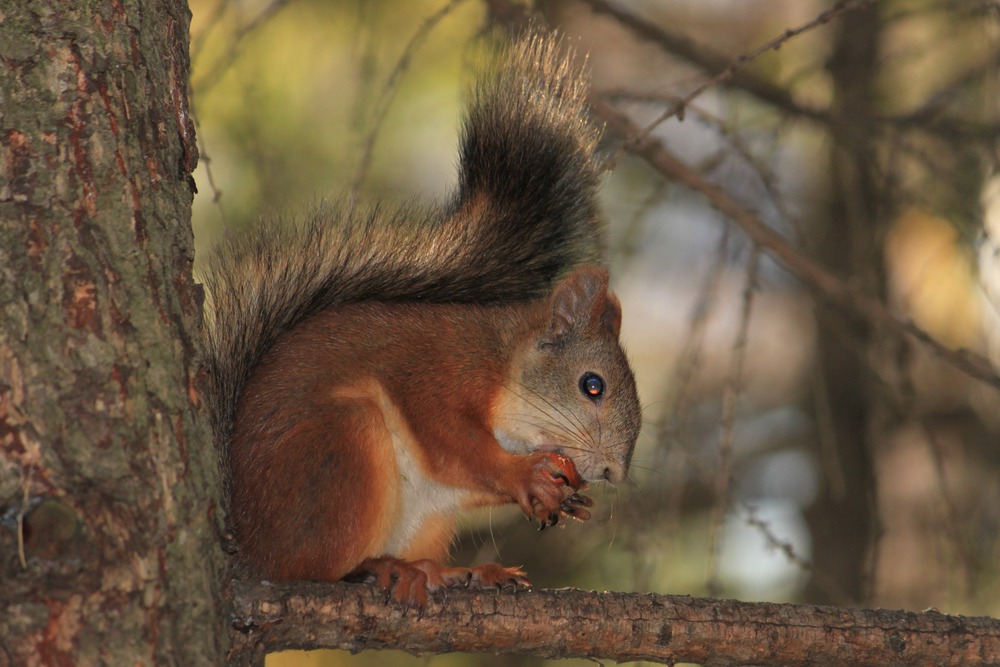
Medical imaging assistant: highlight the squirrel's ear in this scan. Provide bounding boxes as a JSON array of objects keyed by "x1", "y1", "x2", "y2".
[
  {"x1": 543, "y1": 267, "x2": 620, "y2": 345},
  {"x1": 602, "y1": 290, "x2": 623, "y2": 338}
]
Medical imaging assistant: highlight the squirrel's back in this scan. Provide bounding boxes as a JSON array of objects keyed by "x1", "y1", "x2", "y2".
[{"x1": 202, "y1": 31, "x2": 607, "y2": 482}]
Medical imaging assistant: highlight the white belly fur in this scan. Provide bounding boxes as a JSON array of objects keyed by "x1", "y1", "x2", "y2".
[{"x1": 371, "y1": 382, "x2": 471, "y2": 557}]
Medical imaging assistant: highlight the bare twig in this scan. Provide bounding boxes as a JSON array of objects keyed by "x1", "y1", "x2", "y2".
[
  {"x1": 610, "y1": 180, "x2": 667, "y2": 268},
  {"x1": 584, "y1": 0, "x2": 876, "y2": 142},
  {"x1": 192, "y1": 0, "x2": 294, "y2": 94},
  {"x1": 589, "y1": 95, "x2": 1000, "y2": 393},
  {"x1": 738, "y1": 502, "x2": 855, "y2": 607},
  {"x1": 741, "y1": 502, "x2": 813, "y2": 569},
  {"x1": 584, "y1": 0, "x2": 1000, "y2": 142},
  {"x1": 348, "y1": 0, "x2": 468, "y2": 202},
  {"x1": 190, "y1": 0, "x2": 230, "y2": 64},
  {"x1": 920, "y1": 422, "x2": 980, "y2": 599},
  {"x1": 189, "y1": 100, "x2": 229, "y2": 228},
  {"x1": 707, "y1": 248, "x2": 759, "y2": 595},
  {"x1": 684, "y1": 103, "x2": 807, "y2": 244},
  {"x1": 895, "y1": 50, "x2": 1000, "y2": 127},
  {"x1": 580, "y1": 0, "x2": 832, "y2": 124},
  {"x1": 661, "y1": 227, "x2": 732, "y2": 434},
  {"x1": 655, "y1": 226, "x2": 731, "y2": 549}
]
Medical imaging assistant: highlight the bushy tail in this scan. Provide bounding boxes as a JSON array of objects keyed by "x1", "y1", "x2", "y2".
[{"x1": 201, "y1": 30, "x2": 605, "y2": 465}]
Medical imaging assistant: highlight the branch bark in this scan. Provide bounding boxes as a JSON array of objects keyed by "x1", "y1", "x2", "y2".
[{"x1": 230, "y1": 581, "x2": 1000, "y2": 666}]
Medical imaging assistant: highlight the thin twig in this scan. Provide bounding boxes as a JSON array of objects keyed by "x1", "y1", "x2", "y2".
[
  {"x1": 189, "y1": 97, "x2": 228, "y2": 228},
  {"x1": 741, "y1": 502, "x2": 812, "y2": 568},
  {"x1": 611, "y1": 180, "x2": 667, "y2": 269},
  {"x1": 738, "y1": 502, "x2": 856, "y2": 606},
  {"x1": 920, "y1": 422, "x2": 979, "y2": 599},
  {"x1": 657, "y1": 226, "x2": 731, "y2": 557},
  {"x1": 706, "y1": 248, "x2": 759, "y2": 595},
  {"x1": 585, "y1": 0, "x2": 1000, "y2": 142},
  {"x1": 192, "y1": 0, "x2": 294, "y2": 94},
  {"x1": 685, "y1": 103, "x2": 807, "y2": 245},
  {"x1": 664, "y1": 226, "x2": 732, "y2": 430},
  {"x1": 190, "y1": 0, "x2": 230, "y2": 64},
  {"x1": 589, "y1": 95, "x2": 1000, "y2": 393},
  {"x1": 580, "y1": 0, "x2": 832, "y2": 125},
  {"x1": 348, "y1": 0, "x2": 468, "y2": 203},
  {"x1": 586, "y1": 0, "x2": 876, "y2": 152}
]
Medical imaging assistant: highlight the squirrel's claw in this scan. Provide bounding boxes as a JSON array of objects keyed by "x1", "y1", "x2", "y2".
[
  {"x1": 538, "y1": 512, "x2": 557, "y2": 531},
  {"x1": 550, "y1": 471, "x2": 571, "y2": 486},
  {"x1": 467, "y1": 563, "x2": 531, "y2": 591},
  {"x1": 517, "y1": 450, "x2": 592, "y2": 526},
  {"x1": 559, "y1": 492, "x2": 594, "y2": 521},
  {"x1": 560, "y1": 503, "x2": 592, "y2": 522}
]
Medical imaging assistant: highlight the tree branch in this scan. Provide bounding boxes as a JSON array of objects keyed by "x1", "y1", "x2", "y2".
[
  {"x1": 230, "y1": 581, "x2": 1000, "y2": 666},
  {"x1": 581, "y1": 0, "x2": 866, "y2": 126},
  {"x1": 580, "y1": 0, "x2": 1000, "y2": 142},
  {"x1": 589, "y1": 95, "x2": 1000, "y2": 393}
]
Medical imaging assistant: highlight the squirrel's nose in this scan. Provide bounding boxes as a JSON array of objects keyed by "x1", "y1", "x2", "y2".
[{"x1": 602, "y1": 460, "x2": 627, "y2": 485}]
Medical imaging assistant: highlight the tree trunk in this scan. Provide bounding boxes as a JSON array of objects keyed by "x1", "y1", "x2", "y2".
[
  {"x1": 0, "y1": 0, "x2": 227, "y2": 664},
  {"x1": 805, "y1": 0, "x2": 884, "y2": 605}
]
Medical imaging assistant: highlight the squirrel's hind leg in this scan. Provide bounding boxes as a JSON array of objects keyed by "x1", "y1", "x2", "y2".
[{"x1": 232, "y1": 396, "x2": 399, "y2": 581}]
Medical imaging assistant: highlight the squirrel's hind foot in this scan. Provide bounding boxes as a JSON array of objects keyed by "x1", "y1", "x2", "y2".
[{"x1": 348, "y1": 557, "x2": 530, "y2": 608}]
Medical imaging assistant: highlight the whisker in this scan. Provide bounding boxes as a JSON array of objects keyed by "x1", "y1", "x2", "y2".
[
  {"x1": 606, "y1": 503, "x2": 618, "y2": 550},
  {"x1": 503, "y1": 382, "x2": 594, "y2": 448},
  {"x1": 508, "y1": 378, "x2": 593, "y2": 446},
  {"x1": 624, "y1": 462, "x2": 661, "y2": 475},
  {"x1": 638, "y1": 420, "x2": 665, "y2": 435},
  {"x1": 501, "y1": 414, "x2": 584, "y2": 446},
  {"x1": 488, "y1": 507, "x2": 500, "y2": 561}
]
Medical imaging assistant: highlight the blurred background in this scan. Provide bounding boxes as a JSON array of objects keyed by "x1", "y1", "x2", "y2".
[{"x1": 187, "y1": 0, "x2": 1000, "y2": 664}]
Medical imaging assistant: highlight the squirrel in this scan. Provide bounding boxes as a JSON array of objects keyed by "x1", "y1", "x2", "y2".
[{"x1": 201, "y1": 30, "x2": 641, "y2": 605}]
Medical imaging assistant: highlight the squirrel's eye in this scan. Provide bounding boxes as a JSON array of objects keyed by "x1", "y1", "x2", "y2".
[{"x1": 579, "y1": 373, "x2": 604, "y2": 400}]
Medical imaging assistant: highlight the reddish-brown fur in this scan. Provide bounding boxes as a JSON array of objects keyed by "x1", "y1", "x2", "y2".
[{"x1": 229, "y1": 287, "x2": 588, "y2": 583}]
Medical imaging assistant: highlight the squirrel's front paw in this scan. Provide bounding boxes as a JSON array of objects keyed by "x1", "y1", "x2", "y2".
[{"x1": 516, "y1": 452, "x2": 593, "y2": 528}]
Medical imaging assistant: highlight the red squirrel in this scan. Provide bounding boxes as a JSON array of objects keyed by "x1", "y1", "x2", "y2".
[{"x1": 202, "y1": 31, "x2": 641, "y2": 604}]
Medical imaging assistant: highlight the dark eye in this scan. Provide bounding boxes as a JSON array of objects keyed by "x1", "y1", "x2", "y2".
[{"x1": 579, "y1": 373, "x2": 604, "y2": 400}]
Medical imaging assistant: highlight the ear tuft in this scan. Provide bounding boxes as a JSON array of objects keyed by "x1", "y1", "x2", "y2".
[
  {"x1": 543, "y1": 267, "x2": 620, "y2": 345},
  {"x1": 602, "y1": 291, "x2": 623, "y2": 338}
]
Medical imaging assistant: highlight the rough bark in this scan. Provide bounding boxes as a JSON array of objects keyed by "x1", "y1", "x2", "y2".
[
  {"x1": 0, "y1": 0, "x2": 227, "y2": 665},
  {"x1": 230, "y1": 581, "x2": 1000, "y2": 666}
]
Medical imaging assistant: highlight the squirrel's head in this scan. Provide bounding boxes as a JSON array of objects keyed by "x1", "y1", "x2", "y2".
[{"x1": 493, "y1": 267, "x2": 641, "y2": 484}]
